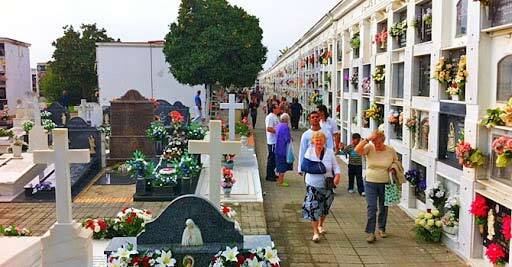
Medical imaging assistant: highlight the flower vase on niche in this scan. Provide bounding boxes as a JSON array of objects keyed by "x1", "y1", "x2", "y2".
[
  {"x1": 223, "y1": 187, "x2": 232, "y2": 197},
  {"x1": 451, "y1": 95, "x2": 460, "y2": 101}
]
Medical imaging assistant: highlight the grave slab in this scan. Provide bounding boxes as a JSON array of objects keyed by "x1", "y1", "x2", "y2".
[
  {"x1": 0, "y1": 153, "x2": 47, "y2": 201},
  {"x1": 0, "y1": 237, "x2": 42, "y2": 267}
]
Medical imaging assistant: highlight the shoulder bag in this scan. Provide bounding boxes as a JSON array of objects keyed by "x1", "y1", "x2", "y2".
[{"x1": 384, "y1": 172, "x2": 401, "y2": 206}]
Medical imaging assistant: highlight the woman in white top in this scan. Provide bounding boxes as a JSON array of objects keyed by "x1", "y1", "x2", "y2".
[
  {"x1": 301, "y1": 131, "x2": 341, "y2": 242},
  {"x1": 317, "y1": 105, "x2": 340, "y2": 153}
]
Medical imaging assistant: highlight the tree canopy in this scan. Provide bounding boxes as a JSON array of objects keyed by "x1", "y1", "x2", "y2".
[
  {"x1": 40, "y1": 24, "x2": 115, "y2": 104},
  {"x1": 163, "y1": 0, "x2": 267, "y2": 88}
]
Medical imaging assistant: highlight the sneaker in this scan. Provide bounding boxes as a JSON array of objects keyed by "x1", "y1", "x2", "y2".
[
  {"x1": 366, "y1": 233, "x2": 376, "y2": 243},
  {"x1": 378, "y1": 230, "x2": 387, "y2": 238},
  {"x1": 348, "y1": 190, "x2": 354, "y2": 194},
  {"x1": 361, "y1": 192, "x2": 366, "y2": 196}
]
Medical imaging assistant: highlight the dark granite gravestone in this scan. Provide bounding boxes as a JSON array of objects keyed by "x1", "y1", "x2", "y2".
[
  {"x1": 46, "y1": 102, "x2": 68, "y2": 127},
  {"x1": 67, "y1": 117, "x2": 101, "y2": 168},
  {"x1": 438, "y1": 102, "x2": 466, "y2": 170},
  {"x1": 154, "y1": 100, "x2": 190, "y2": 126},
  {"x1": 105, "y1": 195, "x2": 273, "y2": 266},
  {"x1": 108, "y1": 90, "x2": 155, "y2": 165}
]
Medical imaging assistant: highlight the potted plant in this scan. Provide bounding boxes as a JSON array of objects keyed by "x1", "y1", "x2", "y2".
[
  {"x1": 174, "y1": 153, "x2": 202, "y2": 194},
  {"x1": 146, "y1": 121, "x2": 167, "y2": 155},
  {"x1": 235, "y1": 117, "x2": 251, "y2": 146},
  {"x1": 0, "y1": 224, "x2": 31, "y2": 236},
  {"x1": 0, "y1": 128, "x2": 13, "y2": 141},
  {"x1": 186, "y1": 122, "x2": 207, "y2": 140},
  {"x1": 221, "y1": 167, "x2": 236, "y2": 197},
  {"x1": 491, "y1": 135, "x2": 512, "y2": 168},
  {"x1": 126, "y1": 150, "x2": 155, "y2": 195},
  {"x1": 11, "y1": 136, "x2": 26, "y2": 158},
  {"x1": 486, "y1": 243, "x2": 507, "y2": 267},
  {"x1": 470, "y1": 194, "x2": 489, "y2": 234}
]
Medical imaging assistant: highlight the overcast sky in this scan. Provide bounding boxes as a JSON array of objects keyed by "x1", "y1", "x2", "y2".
[{"x1": 2, "y1": 0, "x2": 339, "y2": 70}]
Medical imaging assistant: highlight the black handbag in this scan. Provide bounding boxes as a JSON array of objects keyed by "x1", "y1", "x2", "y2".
[{"x1": 301, "y1": 149, "x2": 327, "y2": 174}]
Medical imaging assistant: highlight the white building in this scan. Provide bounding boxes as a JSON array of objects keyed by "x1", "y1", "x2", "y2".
[
  {"x1": 0, "y1": 38, "x2": 32, "y2": 113},
  {"x1": 259, "y1": 0, "x2": 512, "y2": 266},
  {"x1": 96, "y1": 41, "x2": 205, "y2": 113}
]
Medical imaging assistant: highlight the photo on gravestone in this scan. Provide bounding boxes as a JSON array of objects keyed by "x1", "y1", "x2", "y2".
[
  {"x1": 105, "y1": 195, "x2": 273, "y2": 267},
  {"x1": 108, "y1": 90, "x2": 155, "y2": 165},
  {"x1": 45, "y1": 102, "x2": 68, "y2": 127},
  {"x1": 438, "y1": 102, "x2": 466, "y2": 170}
]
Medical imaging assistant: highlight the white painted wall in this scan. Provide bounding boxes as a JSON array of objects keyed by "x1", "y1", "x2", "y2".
[
  {"x1": 4, "y1": 42, "x2": 31, "y2": 114},
  {"x1": 96, "y1": 42, "x2": 205, "y2": 112}
]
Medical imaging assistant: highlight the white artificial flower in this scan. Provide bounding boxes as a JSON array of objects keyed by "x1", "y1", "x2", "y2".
[
  {"x1": 156, "y1": 250, "x2": 176, "y2": 267},
  {"x1": 115, "y1": 246, "x2": 137, "y2": 260},
  {"x1": 108, "y1": 257, "x2": 126, "y2": 267},
  {"x1": 149, "y1": 259, "x2": 156, "y2": 265},
  {"x1": 264, "y1": 247, "x2": 280, "y2": 264},
  {"x1": 212, "y1": 257, "x2": 224, "y2": 267},
  {"x1": 221, "y1": 246, "x2": 239, "y2": 262},
  {"x1": 94, "y1": 225, "x2": 100, "y2": 233},
  {"x1": 245, "y1": 257, "x2": 263, "y2": 267},
  {"x1": 435, "y1": 191, "x2": 445, "y2": 198}
]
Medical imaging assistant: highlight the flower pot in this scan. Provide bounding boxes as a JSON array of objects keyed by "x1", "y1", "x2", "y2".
[
  {"x1": 240, "y1": 136, "x2": 248, "y2": 147},
  {"x1": 180, "y1": 176, "x2": 192, "y2": 195},
  {"x1": 12, "y1": 145, "x2": 22, "y2": 158},
  {"x1": 135, "y1": 178, "x2": 148, "y2": 196},
  {"x1": 223, "y1": 187, "x2": 232, "y2": 197},
  {"x1": 443, "y1": 225, "x2": 459, "y2": 235},
  {"x1": 451, "y1": 95, "x2": 460, "y2": 101}
]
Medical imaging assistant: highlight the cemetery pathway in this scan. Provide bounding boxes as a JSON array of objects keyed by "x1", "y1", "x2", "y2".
[{"x1": 253, "y1": 108, "x2": 467, "y2": 267}]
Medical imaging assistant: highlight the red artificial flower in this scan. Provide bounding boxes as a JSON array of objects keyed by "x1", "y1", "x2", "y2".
[
  {"x1": 502, "y1": 215, "x2": 511, "y2": 241},
  {"x1": 141, "y1": 256, "x2": 151, "y2": 267},
  {"x1": 222, "y1": 206, "x2": 231, "y2": 215},
  {"x1": 122, "y1": 207, "x2": 129, "y2": 213},
  {"x1": 169, "y1": 111, "x2": 184, "y2": 123},
  {"x1": 98, "y1": 219, "x2": 108, "y2": 230},
  {"x1": 486, "y1": 243, "x2": 506, "y2": 264},
  {"x1": 126, "y1": 216, "x2": 133, "y2": 224},
  {"x1": 237, "y1": 255, "x2": 246, "y2": 265},
  {"x1": 469, "y1": 195, "x2": 489, "y2": 218},
  {"x1": 131, "y1": 256, "x2": 141, "y2": 265}
]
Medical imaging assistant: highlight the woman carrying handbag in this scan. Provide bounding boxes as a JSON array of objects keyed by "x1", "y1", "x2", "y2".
[{"x1": 301, "y1": 131, "x2": 341, "y2": 242}]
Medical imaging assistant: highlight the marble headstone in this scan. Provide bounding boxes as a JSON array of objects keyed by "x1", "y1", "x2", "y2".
[
  {"x1": 46, "y1": 102, "x2": 68, "y2": 127},
  {"x1": 77, "y1": 99, "x2": 102, "y2": 127},
  {"x1": 108, "y1": 90, "x2": 155, "y2": 165}
]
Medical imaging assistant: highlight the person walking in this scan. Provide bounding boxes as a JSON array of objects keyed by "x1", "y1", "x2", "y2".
[
  {"x1": 60, "y1": 90, "x2": 70, "y2": 110},
  {"x1": 290, "y1": 97, "x2": 303, "y2": 130},
  {"x1": 301, "y1": 131, "x2": 341, "y2": 242},
  {"x1": 298, "y1": 111, "x2": 334, "y2": 175},
  {"x1": 355, "y1": 130, "x2": 404, "y2": 243},
  {"x1": 340, "y1": 133, "x2": 365, "y2": 195},
  {"x1": 265, "y1": 104, "x2": 281, "y2": 181},
  {"x1": 317, "y1": 105, "x2": 340, "y2": 153},
  {"x1": 280, "y1": 96, "x2": 289, "y2": 114},
  {"x1": 193, "y1": 90, "x2": 203, "y2": 123},
  {"x1": 248, "y1": 97, "x2": 259, "y2": 129},
  {"x1": 275, "y1": 113, "x2": 293, "y2": 187}
]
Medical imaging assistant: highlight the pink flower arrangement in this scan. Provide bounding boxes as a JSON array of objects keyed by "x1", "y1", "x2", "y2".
[
  {"x1": 491, "y1": 136, "x2": 512, "y2": 168},
  {"x1": 485, "y1": 243, "x2": 506, "y2": 265},
  {"x1": 502, "y1": 215, "x2": 511, "y2": 241},
  {"x1": 221, "y1": 167, "x2": 236, "y2": 188},
  {"x1": 455, "y1": 142, "x2": 485, "y2": 168}
]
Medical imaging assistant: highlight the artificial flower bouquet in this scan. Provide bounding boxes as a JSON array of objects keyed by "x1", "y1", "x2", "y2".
[
  {"x1": 433, "y1": 57, "x2": 454, "y2": 86},
  {"x1": 155, "y1": 167, "x2": 178, "y2": 186},
  {"x1": 387, "y1": 111, "x2": 400, "y2": 125},
  {"x1": 187, "y1": 122, "x2": 208, "y2": 140},
  {"x1": 499, "y1": 97, "x2": 512, "y2": 126},
  {"x1": 146, "y1": 121, "x2": 167, "y2": 142},
  {"x1": 221, "y1": 205, "x2": 242, "y2": 232},
  {"x1": 235, "y1": 117, "x2": 251, "y2": 136},
  {"x1": 491, "y1": 135, "x2": 512, "y2": 168},
  {"x1": 42, "y1": 119, "x2": 57, "y2": 132},
  {"x1": 481, "y1": 108, "x2": 505, "y2": 128},
  {"x1": 455, "y1": 141, "x2": 486, "y2": 168},
  {"x1": 485, "y1": 243, "x2": 507, "y2": 266},
  {"x1": 22, "y1": 120, "x2": 34, "y2": 133},
  {"x1": 469, "y1": 194, "x2": 489, "y2": 233},
  {"x1": 83, "y1": 218, "x2": 109, "y2": 239},
  {"x1": 210, "y1": 246, "x2": 280, "y2": 267},
  {"x1": 107, "y1": 243, "x2": 176, "y2": 267},
  {"x1": 427, "y1": 182, "x2": 447, "y2": 212},
  {"x1": 0, "y1": 224, "x2": 31, "y2": 236},
  {"x1": 350, "y1": 72, "x2": 359, "y2": 86},
  {"x1": 414, "y1": 210, "x2": 443, "y2": 243},
  {"x1": 405, "y1": 169, "x2": 421, "y2": 187},
  {"x1": 364, "y1": 104, "x2": 383, "y2": 125},
  {"x1": 126, "y1": 150, "x2": 155, "y2": 178},
  {"x1": 174, "y1": 152, "x2": 201, "y2": 178},
  {"x1": 372, "y1": 67, "x2": 385, "y2": 83},
  {"x1": 447, "y1": 55, "x2": 468, "y2": 98},
  {"x1": 83, "y1": 208, "x2": 153, "y2": 240},
  {"x1": 374, "y1": 29, "x2": 388, "y2": 49},
  {"x1": 390, "y1": 20, "x2": 407, "y2": 38},
  {"x1": 361, "y1": 77, "x2": 371, "y2": 94},
  {"x1": 221, "y1": 167, "x2": 236, "y2": 189},
  {"x1": 350, "y1": 34, "x2": 360, "y2": 50}
]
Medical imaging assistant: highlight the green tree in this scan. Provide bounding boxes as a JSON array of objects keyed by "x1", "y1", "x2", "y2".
[
  {"x1": 163, "y1": 0, "x2": 267, "y2": 88},
  {"x1": 43, "y1": 24, "x2": 115, "y2": 104}
]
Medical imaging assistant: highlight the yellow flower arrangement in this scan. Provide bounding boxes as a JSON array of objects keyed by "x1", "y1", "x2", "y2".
[
  {"x1": 433, "y1": 57, "x2": 454, "y2": 86},
  {"x1": 500, "y1": 97, "x2": 512, "y2": 126}
]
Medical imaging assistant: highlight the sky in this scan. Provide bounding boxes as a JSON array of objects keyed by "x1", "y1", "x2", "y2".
[{"x1": 2, "y1": 0, "x2": 340, "y2": 70}]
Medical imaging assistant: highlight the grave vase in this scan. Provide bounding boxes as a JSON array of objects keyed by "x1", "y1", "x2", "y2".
[
  {"x1": 223, "y1": 187, "x2": 232, "y2": 197},
  {"x1": 136, "y1": 177, "x2": 148, "y2": 196},
  {"x1": 154, "y1": 140, "x2": 164, "y2": 155},
  {"x1": 442, "y1": 225, "x2": 459, "y2": 235},
  {"x1": 451, "y1": 95, "x2": 460, "y2": 101},
  {"x1": 12, "y1": 145, "x2": 22, "y2": 158},
  {"x1": 240, "y1": 136, "x2": 248, "y2": 147},
  {"x1": 180, "y1": 176, "x2": 191, "y2": 194}
]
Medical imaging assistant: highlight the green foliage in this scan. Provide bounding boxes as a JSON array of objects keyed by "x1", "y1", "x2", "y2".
[
  {"x1": 481, "y1": 108, "x2": 505, "y2": 128},
  {"x1": 163, "y1": 0, "x2": 267, "y2": 88},
  {"x1": 43, "y1": 24, "x2": 115, "y2": 105},
  {"x1": 350, "y1": 34, "x2": 360, "y2": 49},
  {"x1": 390, "y1": 20, "x2": 408, "y2": 37},
  {"x1": 0, "y1": 128, "x2": 14, "y2": 138}
]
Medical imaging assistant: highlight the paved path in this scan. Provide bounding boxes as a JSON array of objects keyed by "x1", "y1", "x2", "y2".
[{"x1": 253, "y1": 108, "x2": 466, "y2": 267}]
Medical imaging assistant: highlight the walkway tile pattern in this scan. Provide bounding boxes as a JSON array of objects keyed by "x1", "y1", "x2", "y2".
[{"x1": 253, "y1": 108, "x2": 467, "y2": 266}]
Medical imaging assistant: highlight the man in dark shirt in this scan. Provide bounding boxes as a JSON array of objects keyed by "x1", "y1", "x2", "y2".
[
  {"x1": 340, "y1": 133, "x2": 365, "y2": 195},
  {"x1": 193, "y1": 90, "x2": 202, "y2": 123},
  {"x1": 290, "y1": 97, "x2": 303, "y2": 130},
  {"x1": 60, "y1": 90, "x2": 70, "y2": 109}
]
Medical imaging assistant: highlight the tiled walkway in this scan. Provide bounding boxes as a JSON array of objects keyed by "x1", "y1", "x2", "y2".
[{"x1": 253, "y1": 108, "x2": 467, "y2": 266}]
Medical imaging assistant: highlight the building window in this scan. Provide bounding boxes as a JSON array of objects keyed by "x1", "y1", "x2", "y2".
[
  {"x1": 456, "y1": 0, "x2": 468, "y2": 36},
  {"x1": 497, "y1": 55, "x2": 512, "y2": 102},
  {"x1": 490, "y1": 0, "x2": 512, "y2": 27},
  {"x1": 415, "y1": 55, "x2": 431, "y2": 97},
  {"x1": 392, "y1": 63, "x2": 405, "y2": 99}
]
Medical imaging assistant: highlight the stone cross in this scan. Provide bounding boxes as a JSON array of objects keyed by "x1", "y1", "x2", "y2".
[
  {"x1": 28, "y1": 96, "x2": 48, "y2": 152},
  {"x1": 33, "y1": 128, "x2": 90, "y2": 224},
  {"x1": 220, "y1": 94, "x2": 244, "y2": 141},
  {"x1": 188, "y1": 120, "x2": 241, "y2": 207}
]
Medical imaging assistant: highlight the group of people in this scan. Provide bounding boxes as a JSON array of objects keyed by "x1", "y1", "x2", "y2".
[{"x1": 263, "y1": 95, "x2": 405, "y2": 243}]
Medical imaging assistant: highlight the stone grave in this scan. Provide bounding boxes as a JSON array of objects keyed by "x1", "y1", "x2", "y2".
[
  {"x1": 105, "y1": 195, "x2": 273, "y2": 266},
  {"x1": 0, "y1": 153, "x2": 47, "y2": 202},
  {"x1": 108, "y1": 90, "x2": 155, "y2": 165},
  {"x1": 154, "y1": 99, "x2": 190, "y2": 126},
  {"x1": 77, "y1": 99, "x2": 103, "y2": 127},
  {"x1": 33, "y1": 128, "x2": 93, "y2": 267},
  {"x1": 46, "y1": 102, "x2": 68, "y2": 127}
]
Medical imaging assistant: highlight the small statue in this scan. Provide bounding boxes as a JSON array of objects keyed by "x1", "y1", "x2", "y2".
[
  {"x1": 420, "y1": 118, "x2": 429, "y2": 150},
  {"x1": 446, "y1": 122, "x2": 456, "y2": 153},
  {"x1": 104, "y1": 113, "x2": 110, "y2": 125},
  {"x1": 88, "y1": 135, "x2": 96, "y2": 155},
  {"x1": 61, "y1": 113, "x2": 67, "y2": 126},
  {"x1": 182, "y1": 256, "x2": 194, "y2": 267},
  {"x1": 181, "y1": 219, "x2": 203, "y2": 246}
]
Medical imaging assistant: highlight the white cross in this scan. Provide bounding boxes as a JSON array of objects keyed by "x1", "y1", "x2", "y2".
[
  {"x1": 220, "y1": 94, "x2": 244, "y2": 141},
  {"x1": 188, "y1": 120, "x2": 241, "y2": 207},
  {"x1": 33, "y1": 129, "x2": 90, "y2": 224},
  {"x1": 28, "y1": 96, "x2": 48, "y2": 152}
]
